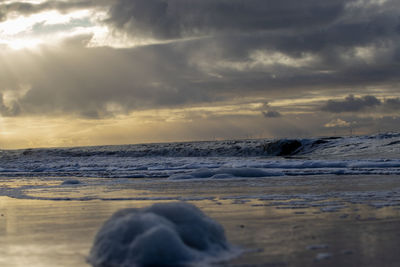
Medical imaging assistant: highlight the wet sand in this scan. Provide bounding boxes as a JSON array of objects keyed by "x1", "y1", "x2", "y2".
[{"x1": 1, "y1": 175, "x2": 400, "y2": 266}]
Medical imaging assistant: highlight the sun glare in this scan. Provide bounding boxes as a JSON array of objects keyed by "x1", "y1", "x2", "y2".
[
  {"x1": 0, "y1": 9, "x2": 93, "y2": 50},
  {"x1": 1, "y1": 38, "x2": 42, "y2": 50}
]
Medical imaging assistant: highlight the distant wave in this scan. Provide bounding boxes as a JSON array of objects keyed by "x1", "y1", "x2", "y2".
[
  {"x1": 2, "y1": 133, "x2": 400, "y2": 158},
  {"x1": 0, "y1": 133, "x2": 399, "y2": 178},
  {"x1": 0, "y1": 135, "x2": 361, "y2": 158}
]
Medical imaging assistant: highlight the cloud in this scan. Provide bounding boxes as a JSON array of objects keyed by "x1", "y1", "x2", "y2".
[
  {"x1": 262, "y1": 110, "x2": 282, "y2": 118},
  {"x1": 104, "y1": 0, "x2": 400, "y2": 61},
  {"x1": 106, "y1": 0, "x2": 346, "y2": 40},
  {"x1": 320, "y1": 95, "x2": 381, "y2": 113},
  {"x1": 336, "y1": 115, "x2": 400, "y2": 134},
  {"x1": 260, "y1": 102, "x2": 282, "y2": 118},
  {"x1": 320, "y1": 95, "x2": 400, "y2": 114},
  {"x1": 1, "y1": 34, "x2": 398, "y2": 120},
  {"x1": 384, "y1": 97, "x2": 400, "y2": 111},
  {"x1": 0, "y1": 0, "x2": 108, "y2": 21},
  {"x1": 0, "y1": 36, "x2": 225, "y2": 118},
  {"x1": 1, "y1": 0, "x2": 400, "y2": 122},
  {"x1": 324, "y1": 118, "x2": 351, "y2": 128},
  {"x1": 0, "y1": 93, "x2": 20, "y2": 116}
]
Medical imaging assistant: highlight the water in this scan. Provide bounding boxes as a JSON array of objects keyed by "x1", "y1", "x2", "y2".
[
  {"x1": 1, "y1": 133, "x2": 400, "y2": 267},
  {"x1": 0, "y1": 133, "x2": 399, "y2": 179}
]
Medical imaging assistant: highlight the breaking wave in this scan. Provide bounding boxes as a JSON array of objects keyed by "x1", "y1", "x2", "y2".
[{"x1": 0, "y1": 133, "x2": 399, "y2": 179}]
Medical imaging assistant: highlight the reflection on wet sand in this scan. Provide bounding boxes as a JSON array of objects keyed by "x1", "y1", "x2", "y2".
[{"x1": 1, "y1": 175, "x2": 400, "y2": 266}]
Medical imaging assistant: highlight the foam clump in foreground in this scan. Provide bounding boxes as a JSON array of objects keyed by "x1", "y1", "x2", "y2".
[{"x1": 88, "y1": 202, "x2": 234, "y2": 267}]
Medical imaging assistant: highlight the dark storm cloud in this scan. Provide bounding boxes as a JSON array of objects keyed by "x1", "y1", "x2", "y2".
[
  {"x1": 106, "y1": 0, "x2": 346, "y2": 39},
  {"x1": 260, "y1": 103, "x2": 282, "y2": 118},
  {"x1": 105, "y1": 0, "x2": 400, "y2": 50},
  {"x1": 321, "y1": 95, "x2": 381, "y2": 113},
  {"x1": 1, "y1": 0, "x2": 400, "y2": 120},
  {"x1": 320, "y1": 95, "x2": 400, "y2": 114},
  {"x1": 384, "y1": 98, "x2": 400, "y2": 111},
  {"x1": 262, "y1": 110, "x2": 282, "y2": 118},
  {"x1": 1, "y1": 36, "x2": 399, "y2": 119},
  {"x1": 104, "y1": 0, "x2": 400, "y2": 91}
]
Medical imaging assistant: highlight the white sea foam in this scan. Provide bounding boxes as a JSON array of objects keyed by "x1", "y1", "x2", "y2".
[{"x1": 88, "y1": 202, "x2": 235, "y2": 267}]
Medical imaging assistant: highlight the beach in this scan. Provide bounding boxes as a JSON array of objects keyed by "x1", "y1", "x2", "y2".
[
  {"x1": 1, "y1": 0, "x2": 400, "y2": 265},
  {"x1": 1, "y1": 174, "x2": 400, "y2": 266}
]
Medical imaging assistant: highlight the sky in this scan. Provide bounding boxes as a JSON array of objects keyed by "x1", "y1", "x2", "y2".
[{"x1": 0, "y1": 0, "x2": 399, "y2": 149}]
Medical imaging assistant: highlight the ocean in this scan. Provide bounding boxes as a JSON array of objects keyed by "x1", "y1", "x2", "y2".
[{"x1": 1, "y1": 132, "x2": 400, "y2": 181}]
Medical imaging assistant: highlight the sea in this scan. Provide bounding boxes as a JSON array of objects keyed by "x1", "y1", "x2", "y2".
[
  {"x1": 0, "y1": 132, "x2": 399, "y2": 206},
  {"x1": 1, "y1": 132, "x2": 399, "y2": 180}
]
